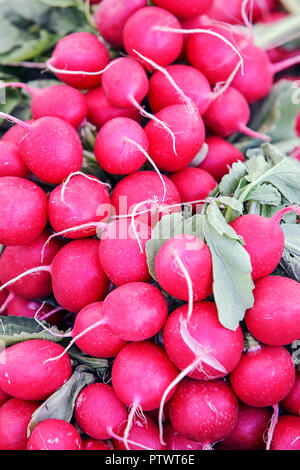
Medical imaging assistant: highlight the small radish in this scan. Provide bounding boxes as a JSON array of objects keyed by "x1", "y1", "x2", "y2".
[
  {"x1": 112, "y1": 416, "x2": 166, "y2": 450},
  {"x1": 220, "y1": 404, "x2": 272, "y2": 450},
  {"x1": 48, "y1": 174, "x2": 111, "y2": 239},
  {"x1": 85, "y1": 87, "x2": 141, "y2": 129},
  {"x1": 0, "y1": 177, "x2": 48, "y2": 246},
  {"x1": 281, "y1": 371, "x2": 300, "y2": 416},
  {"x1": 168, "y1": 378, "x2": 239, "y2": 446},
  {"x1": 207, "y1": 0, "x2": 278, "y2": 24},
  {"x1": 0, "y1": 398, "x2": 40, "y2": 450},
  {"x1": 94, "y1": 117, "x2": 149, "y2": 174},
  {"x1": 152, "y1": 0, "x2": 213, "y2": 19},
  {"x1": 95, "y1": 0, "x2": 147, "y2": 49},
  {"x1": 0, "y1": 339, "x2": 72, "y2": 400},
  {"x1": 103, "y1": 282, "x2": 168, "y2": 342},
  {"x1": 46, "y1": 32, "x2": 110, "y2": 90},
  {"x1": 74, "y1": 383, "x2": 128, "y2": 440},
  {"x1": 270, "y1": 415, "x2": 300, "y2": 450},
  {"x1": 154, "y1": 234, "x2": 213, "y2": 302},
  {"x1": 0, "y1": 389, "x2": 11, "y2": 407},
  {"x1": 0, "y1": 141, "x2": 28, "y2": 177},
  {"x1": 98, "y1": 219, "x2": 151, "y2": 286},
  {"x1": 83, "y1": 439, "x2": 114, "y2": 450},
  {"x1": 0, "y1": 231, "x2": 62, "y2": 300},
  {"x1": 27, "y1": 419, "x2": 82, "y2": 450},
  {"x1": 169, "y1": 167, "x2": 217, "y2": 210},
  {"x1": 6, "y1": 297, "x2": 63, "y2": 327},
  {"x1": 163, "y1": 301, "x2": 244, "y2": 380},
  {"x1": 164, "y1": 425, "x2": 203, "y2": 450},
  {"x1": 245, "y1": 276, "x2": 300, "y2": 346},
  {"x1": 123, "y1": 7, "x2": 183, "y2": 67},
  {"x1": 1, "y1": 120, "x2": 34, "y2": 146}
]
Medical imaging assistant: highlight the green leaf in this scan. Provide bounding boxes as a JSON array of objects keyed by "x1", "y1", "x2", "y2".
[
  {"x1": 173, "y1": 214, "x2": 205, "y2": 240},
  {"x1": 36, "y1": 0, "x2": 81, "y2": 7},
  {"x1": 68, "y1": 345, "x2": 109, "y2": 369},
  {"x1": 203, "y1": 203, "x2": 254, "y2": 331},
  {"x1": 219, "y1": 160, "x2": 248, "y2": 196},
  {"x1": 244, "y1": 184, "x2": 282, "y2": 206},
  {"x1": 0, "y1": 29, "x2": 54, "y2": 63},
  {"x1": 216, "y1": 196, "x2": 243, "y2": 214},
  {"x1": 27, "y1": 365, "x2": 97, "y2": 436},
  {"x1": 279, "y1": 223, "x2": 300, "y2": 282}
]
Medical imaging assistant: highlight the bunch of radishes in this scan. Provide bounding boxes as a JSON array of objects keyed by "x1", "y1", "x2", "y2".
[{"x1": 0, "y1": 0, "x2": 299, "y2": 451}]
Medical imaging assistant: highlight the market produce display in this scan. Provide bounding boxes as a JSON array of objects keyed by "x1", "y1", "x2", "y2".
[{"x1": 0, "y1": 0, "x2": 299, "y2": 452}]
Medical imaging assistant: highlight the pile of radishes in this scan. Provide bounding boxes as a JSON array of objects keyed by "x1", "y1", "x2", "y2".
[{"x1": 0, "y1": 0, "x2": 299, "y2": 452}]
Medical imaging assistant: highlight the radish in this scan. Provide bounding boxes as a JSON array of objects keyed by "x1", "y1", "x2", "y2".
[
  {"x1": 221, "y1": 404, "x2": 272, "y2": 450},
  {"x1": 0, "y1": 141, "x2": 28, "y2": 177},
  {"x1": 270, "y1": 415, "x2": 300, "y2": 450},
  {"x1": 155, "y1": 234, "x2": 213, "y2": 302},
  {"x1": 85, "y1": 87, "x2": 141, "y2": 129},
  {"x1": 0, "y1": 83, "x2": 87, "y2": 128},
  {"x1": 168, "y1": 378, "x2": 239, "y2": 447},
  {"x1": 163, "y1": 302, "x2": 244, "y2": 380},
  {"x1": 74, "y1": 383, "x2": 127, "y2": 440},
  {"x1": 95, "y1": 0, "x2": 147, "y2": 49},
  {"x1": 94, "y1": 117, "x2": 149, "y2": 174},
  {"x1": 245, "y1": 276, "x2": 300, "y2": 346},
  {"x1": 103, "y1": 282, "x2": 168, "y2": 342},
  {"x1": 0, "y1": 340, "x2": 72, "y2": 400},
  {"x1": 46, "y1": 32, "x2": 110, "y2": 90},
  {"x1": 0, "y1": 231, "x2": 62, "y2": 300},
  {"x1": 112, "y1": 416, "x2": 166, "y2": 450},
  {"x1": 148, "y1": 64, "x2": 212, "y2": 114},
  {"x1": 48, "y1": 174, "x2": 111, "y2": 239},
  {"x1": 152, "y1": 0, "x2": 213, "y2": 19},
  {"x1": 207, "y1": 0, "x2": 278, "y2": 24},
  {"x1": 27, "y1": 419, "x2": 82, "y2": 450},
  {"x1": 123, "y1": 7, "x2": 183, "y2": 67},
  {"x1": 0, "y1": 389, "x2": 11, "y2": 407},
  {"x1": 0, "y1": 177, "x2": 48, "y2": 246},
  {"x1": 281, "y1": 371, "x2": 300, "y2": 416},
  {"x1": 1, "y1": 120, "x2": 34, "y2": 146},
  {"x1": 83, "y1": 439, "x2": 114, "y2": 450},
  {"x1": 199, "y1": 137, "x2": 245, "y2": 181},
  {"x1": 169, "y1": 167, "x2": 217, "y2": 210},
  {"x1": 0, "y1": 399, "x2": 39, "y2": 450},
  {"x1": 6, "y1": 297, "x2": 63, "y2": 326},
  {"x1": 98, "y1": 219, "x2": 151, "y2": 286},
  {"x1": 145, "y1": 104, "x2": 205, "y2": 172},
  {"x1": 72, "y1": 301, "x2": 127, "y2": 358},
  {"x1": 164, "y1": 425, "x2": 203, "y2": 450}
]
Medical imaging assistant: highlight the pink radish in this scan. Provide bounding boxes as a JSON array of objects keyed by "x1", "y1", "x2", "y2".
[
  {"x1": 83, "y1": 439, "x2": 114, "y2": 450},
  {"x1": 1, "y1": 120, "x2": 34, "y2": 146},
  {"x1": 0, "y1": 339, "x2": 72, "y2": 400},
  {"x1": 0, "y1": 177, "x2": 48, "y2": 246},
  {"x1": 270, "y1": 415, "x2": 300, "y2": 450},
  {"x1": 168, "y1": 378, "x2": 239, "y2": 446},
  {"x1": 199, "y1": 136, "x2": 245, "y2": 181},
  {"x1": 0, "y1": 389, "x2": 11, "y2": 407},
  {"x1": 163, "y1": 301, "x2": 244, "y2": 380},
  {"x1": 164, "y1": 425, "x2": 203, "y2": 450},
  {"x1": 6, "y1": 297, "x2": 63, "y2": 326},
  {"x1": 0, "y1": 399, "x2": 39, "y2": 450},
  {"x1": 281, "y1": 371, "x2": 300, "y2": 416},
  {"x1": 207, "y1": 0, "x2": 278, "y2": 24},
  {"x1": 152, "y1": 0, "x2": 213, "y2": 18},
  {"x1": 0, "y1": 142, "x2": 28, "y2": 177},
  {"x1": 112, "y1": 416, "x2": 166, "y2": 450},
  {"x1": 27, "y1": 419, "x2": 82, "y2": 450}
]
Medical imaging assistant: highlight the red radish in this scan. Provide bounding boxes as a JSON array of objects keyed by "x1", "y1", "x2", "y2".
[
  {"x1": 169, "y1": 167, "x2": 217, "y2": 210},
  {"x1": 0, "y1": 339, "x2": 72, "y2": 400},
  {"x1": 0, "y1": 231, "x2": 62, "y2": 300},
  {"x1": 101, "y1": 57, "x2": 149, "y2": 109},
  {"x1": 95, "y1": 0, "x2": 147, "y2": 49},
  {"x1": 0, "y1": 177, "x2": 48, "y2": 246},
  {"x1": 48, "y1": 174, "x2": 111, "y2": 239},
  {"x1": 94, "y1": 117, "x2": 148, "y2": 174},
  {"x1": 230, "y1": 345, "x2": 296, "y2": 408},
  {"x1": 296, "y1": 113, "x2": 300, "y2": 137},
  {"x1": 0, "y1": 83, "x2": 87, "y2": 128},
  {"x1": 152, "y1": 0, "x2": 213, "y2": 18},
  {"x1": 0, "y1": 389, "x2": 11, "y2": 407},
  {"x1": 103, "y1": 282, "x2": 168, "y2": 342},
  {"x1": 203, "y1": 86, "x2": 270, "y2": 140},
  {"x1": 72, "y1": 301, "x2": 127, "y2": 358},
  {"x1": 155, "y1": 234, "x2": 213, "y2": 302},
  {"x1": 245, "y1": 276, "x2": 300, "y2": 346},
  {"x1": 0, "y1": 142, "x2": 28, "y2": 177},
  {"x1": 0, "y1": 399, "x2": 39, "y2": 450},
  {"x1": 51, "y1": 239, "x2": 108, "y2": 313},
  {"x1": 85, "y1": 87, "x2": 141, "y2": 129},
  {"x1": 47, "y1": 32, "x2": 110, "y2": 90},
  {"x1": 165, "y1": 425, "x2": 203, "y2": 450},
  {"x1": 0, "y1": 285, "x2": 8, "y2": 312},
  {"x1": 270, "y1": 415, "x2": 300, "y2": 450},
  {"x1": 27, "y1": 419, "x2": 82, "y2": 450},
  {"x1": 123, "y1": 7, "x2": 183, "y2": 67},
  {"x1": 207, "y1": 0, "x2": 278, "y2": 24},
  {"x1": 112, "y1": 416, "x2": 166, "y2": 450},
  {"x1": 83, "y1": 439, "x2": 114, "y2": 450},
  {"x1": 199, "y1": 136, "x2": 245, "y2": 181},
  {"x1": 281, "y1": 371, "x2": 300, "y2": 416},
  {"x1": 98, "y1": 219, "x2": 151, "y2": 286},
  {"x1": 6, "y1": 297, "x2": 63, "y2": 326},
  {"x1": 1, "y1": 120, "x2": 34, "y2": 146},
  {"x1": 163, "y1": 302, "x2": 244, "y2": 380},
  {"x1": 75, "y1": 383, "x2": 127, "y2": 440},
  {"x1": 148, "y1": 64, "x2": 212, "y2": 114},
  {"x1": 145, "y1": 104, "x2": 205, "y2": 172},
  {"x1": 168, "y1": 378, "x2": 239, "y2": 446},
  {"x1": 221, "y1": 404, "x2": 272, "y2": 450}
]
